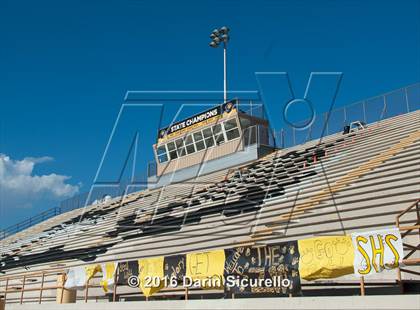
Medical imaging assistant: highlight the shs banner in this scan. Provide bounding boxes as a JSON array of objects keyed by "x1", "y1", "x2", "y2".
[
  {"x1": 223, "y1": 241, "x2": 301, "y2": 295},
  {"x1": 351, "y1": 228, "x2": 404, "y2": 277}
]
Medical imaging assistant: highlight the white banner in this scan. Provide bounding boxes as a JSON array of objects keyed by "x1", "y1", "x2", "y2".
[
  {"x1": 351, "y1": 227, "x2": 403, "y2": 277},
  {"x1": 64, "y1": 266, "x2": 87, "y2": 290}
]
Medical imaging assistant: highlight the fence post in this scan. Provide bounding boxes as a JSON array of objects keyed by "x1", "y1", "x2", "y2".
[
  {"x1": 324, "y1": 112, "x2": 329, "y2": 136},
  {"x1": 381, "y1": 95, "x2": 387, "y2": 120},
  {"x1": 404, "y1": 87, "x2": 410, "y2": 113},
  {"x1": 343, "y1": 106, "x2": 347, "y2": 125},
  {"x1": 281, "y1": 129, "x2": 285, "y2": 148},
  {"x1": 84, "y1": 278, "x2": 90, "y2": 303},
  {"x1": 360, "y1": 276, "x2": 365, "y2": 296},
  {"x1": 362, "y1": 101, "x2": 367, "y2": 124},
  {"x1": 112, "y1": 268, "x2": 119, "y2": 302},
  {"x1": 39, "y1": 272, "x2": 45, "y2": 304},
  {"x1": 57, "y1": 273, "x2": 76, "y2": 304},
  {"x1": 20, "y1": 275, "x2": 26, "y2": 304},
  {"x1": 396, "y1": 267, "x2": 404, "y2": 294},
  {"x1": 3, "y1": 278, "x2": 8, "y2": 304}
]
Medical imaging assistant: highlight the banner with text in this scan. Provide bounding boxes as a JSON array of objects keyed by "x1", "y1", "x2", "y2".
[
  {"x1": 298, "y1": 236, "x2": 354, "y2": 280},
  {"x1": 117, "y1": 260, "x2": 139, "y2": 285},
  {"x1": 138, "y1": 257, "x2": 165, "y2": 297},
  {"x1": 164, "y1": 254, "x2": 186, "y2": 285},
  {"x1": 351, "y1": 228, "x2": 403, "y2": 277},
  {"x1": 157, "y1": 100, "x2": 237, "y2": 143},
  {"x1": 224, "y1": 242, "x2": 301, "y2": 295},
  {"x1": 186, "y1": 249, "x2": 225, "y2": 289}
]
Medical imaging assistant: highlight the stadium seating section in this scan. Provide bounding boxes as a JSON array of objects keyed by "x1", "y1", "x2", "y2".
[{"x1": 0, "y1": 109, "x2": 419, "y2": 303}]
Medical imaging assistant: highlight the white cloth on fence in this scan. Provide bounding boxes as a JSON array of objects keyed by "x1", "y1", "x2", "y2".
[
  {"x1": 64, "y1": 264, "x2": 101, "y2": 290},
  {"x1": 64, "y1": 266, "x2": 87, "y2": 290}
]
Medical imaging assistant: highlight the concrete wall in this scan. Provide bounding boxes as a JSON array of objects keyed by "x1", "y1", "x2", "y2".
[{"x1": 5, "y1": 295, "x2": 420, "y2": 310}]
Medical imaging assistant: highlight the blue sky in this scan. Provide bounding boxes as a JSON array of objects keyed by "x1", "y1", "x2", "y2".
[{"x1": 0, "y1": 0, "x2": 419, "y2": 228}]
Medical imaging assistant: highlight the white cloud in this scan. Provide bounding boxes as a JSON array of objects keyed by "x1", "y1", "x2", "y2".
[{"x1": 0, "y1": 154, "x2": 79, "y2": 209}]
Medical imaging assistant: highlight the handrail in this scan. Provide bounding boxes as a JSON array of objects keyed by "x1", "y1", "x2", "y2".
[
  {"x1": 0, "y1": 181, "x2": 144, "y2": 241},
  {"x1": 0, "y1": 207, "x2": 62, "y2": 240},
  {"x1": 395, "y1": 198, "x2": 420, "y2": 293},
  {"x1": 396, "y1": 198, "x2": 420, "y2": 227}
]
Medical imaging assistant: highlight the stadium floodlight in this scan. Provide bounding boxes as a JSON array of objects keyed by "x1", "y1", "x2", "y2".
[
  {"x1": 219, "y1": 26, "x2": 229, "y2": 34},
  {"x1": 221, "y1": 34, "x2": 229, "y2": 42},
  {"x1": 209, "y1": 26, "x2": 230, "y2": 103},
  {"x1": 209, "y1": 41, "x2": 219, "y2": 48},
  {"x1": 213, "y1": 36, "x2": 221, "y2": 44},
  {"x1": 212, "y1": 28, "x2": 220, "y2": 36}
]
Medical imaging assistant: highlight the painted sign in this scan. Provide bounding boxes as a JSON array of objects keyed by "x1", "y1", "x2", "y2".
[
  {"x1": 351, "y1": 228, "x2": 403, "y2": 277},
  {"x1": 224, "y1": 242, "x2": 301, "y2": 295},
  {"x1": 298, "y1": 236, "x2": 354, "y2": 280},
  {"x1": 157, "y1": 100, "x2": 237, "y2": 143}
]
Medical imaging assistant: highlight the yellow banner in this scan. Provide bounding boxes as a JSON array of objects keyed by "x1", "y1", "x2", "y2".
[
  {"x1": 85, "y1": 264, "x2": 101, "y2": 281},
  {"x1": 138, "y1": 257, "x2": 164, "y2": 297},
  {"x1": 100, "y1": 262, "x2": 117, "y2": 292},
  {"x1": 298, "y1": 236, "x2": 354, "y2": 280},
  {"x1": 186, "y1": 249, "x2": 225, "y2": 289}
]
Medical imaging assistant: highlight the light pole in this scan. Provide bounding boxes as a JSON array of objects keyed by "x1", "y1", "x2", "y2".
[{"x1": 209, "y1": 26, "x2": 230, "y2": 103}]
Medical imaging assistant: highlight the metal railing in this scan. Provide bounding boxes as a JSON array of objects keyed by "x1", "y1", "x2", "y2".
[
  {"x1": 275, "y1": 83, "x2": 420, "y2": 148},
  {"x1": 242, "y1": 124, "x2": 276, "y2": 149},
  {"x1": 0, "y1": 207, "x2": 62, "y2": 240},
  {"x1": 0, "y1": 179, "x2": 147, "y2": 240},
  {"x1": 396, "y1": 198, "x2": 420, "y2": 293}
]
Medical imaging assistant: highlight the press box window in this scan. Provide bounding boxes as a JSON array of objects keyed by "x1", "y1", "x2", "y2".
[
  {"x1": 193, "y1": 132, "x2": 206, "y2": 151},
  {"x1": 167, "y1": 142, "x2": 178, "y2": 160},
  {"x1": 224, "y1": 118, "x2": 238, "y2": 131},
  {"x1": 157, "y1": 117, "x2": 241, "y2": 163},
  {"x1": 185, "y1": 134, "x2": 196, "y2": 155},
  {"x1": 203, "y1": 128, "x2": 215, "y2": 148},
  {"x1": 224, "y1": 118, "x2": 240, "y2": 141},
  {"x1": 226, "y1": 128, "x2": 240, "y2": 140},
  {"x1": 174, "y1": 138, "x2": 186, "y2": 157},
  {"x1": 213, "y1": 124, "x2": 225, "y2": 145},
  {"x1": 157, "y1": 145, "x2": 168, "y2": 163}
]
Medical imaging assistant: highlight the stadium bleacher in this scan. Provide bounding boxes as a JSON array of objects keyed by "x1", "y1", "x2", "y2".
[{"x1": 0, "y1": 89, "x2": 419, "y2": 307}]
